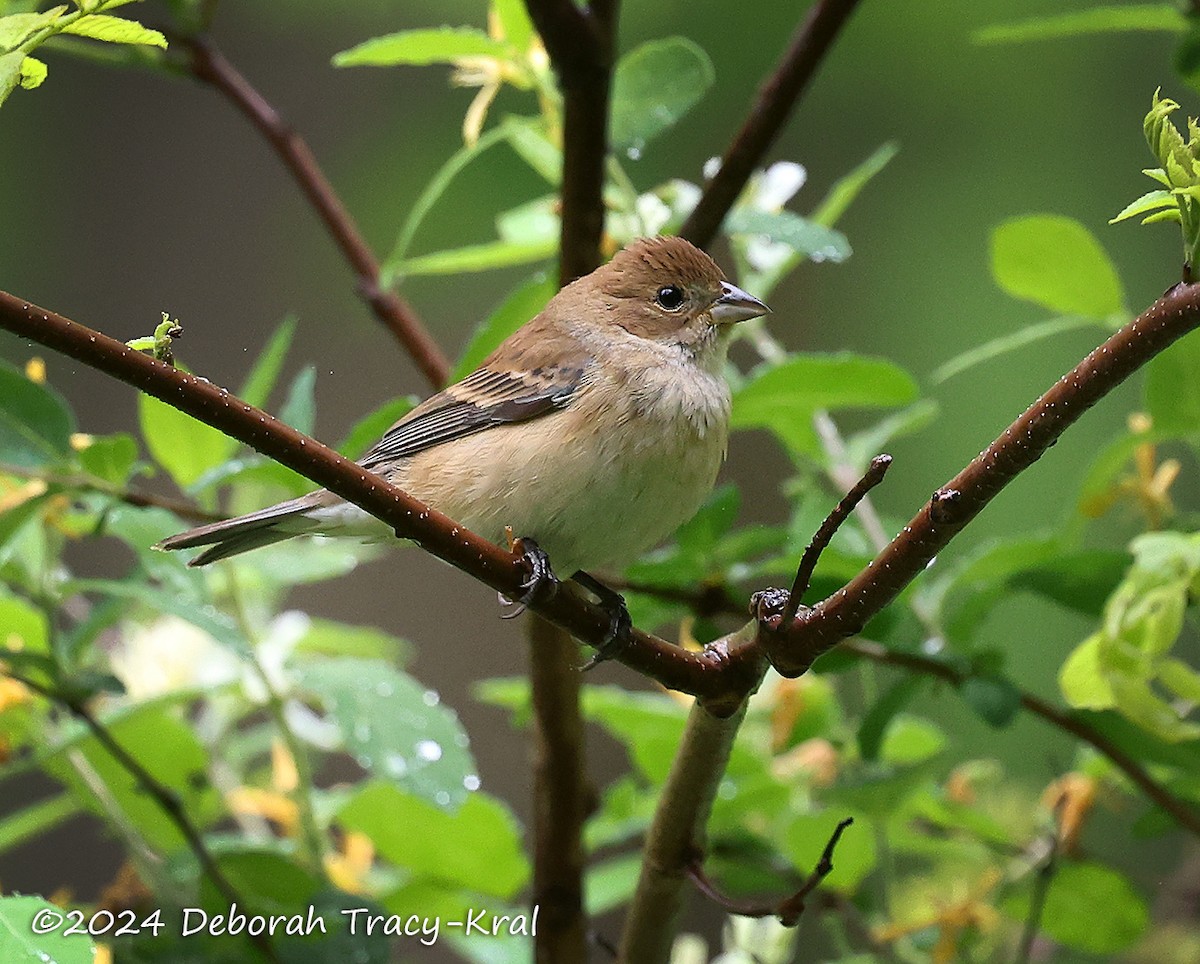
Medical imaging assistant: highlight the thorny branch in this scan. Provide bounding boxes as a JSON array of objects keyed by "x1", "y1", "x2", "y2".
[
  {"x1": 179, "y1": 36, "x2": 451, "y2": 389},
  {"x1": 680, "y1": 0, "x2": 865, "y2": 248}
]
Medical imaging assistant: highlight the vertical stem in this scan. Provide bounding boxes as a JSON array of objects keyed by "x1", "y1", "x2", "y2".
[
  {"x1": 617, "y1": 693, "x2": 754, "y2": 963},
  {"x1": 527, "y1": 614, "x2": 589, "y2": 962}
]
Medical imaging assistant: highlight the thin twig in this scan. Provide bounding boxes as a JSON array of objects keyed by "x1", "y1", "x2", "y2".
[
  {"x1": 679, "y1": 0, "x2": 865, "y2": 249},
  {"x1": 780, "y1": 455, "x2": 891, "y2": 624},
  {"x1": 1015, "y1": 831, "x2": 1059, "y2": 964},
  {"x1": 7, "y1": 672, "x2": 277, "y2": 962},
  {"x1": 179, "y1": 36, "x2": 450, "y2": 388},
  {"x1": 684, "y1": 816, "x2": 853, "y2": 926},
  {"x1": 0, "y1": 462, "x2": 222, "y2": 524}
]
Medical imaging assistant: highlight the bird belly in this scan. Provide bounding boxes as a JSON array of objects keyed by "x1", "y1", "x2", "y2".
[{"x1": 394, "y1": 393, "x2": 728, "y2": 576}]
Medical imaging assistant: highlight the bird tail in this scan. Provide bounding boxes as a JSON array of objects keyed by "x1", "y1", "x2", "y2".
[{"x1": 155, "y1": 494, "x2": 326, "y2": 567}]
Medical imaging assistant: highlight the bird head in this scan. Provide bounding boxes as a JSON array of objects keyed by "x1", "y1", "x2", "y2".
[{"x1": 570, "y1": 236, "x2": 770, "y2": 356}]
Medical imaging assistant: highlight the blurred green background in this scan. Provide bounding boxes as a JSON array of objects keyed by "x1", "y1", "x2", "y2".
[{"x1": 1, "y1": 0, "x2": 1195, "y2": 955}]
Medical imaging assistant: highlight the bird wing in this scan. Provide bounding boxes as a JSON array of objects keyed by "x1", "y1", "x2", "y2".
[{"x1": 359, "y1": 362, "x2": 587, "y2": 470}]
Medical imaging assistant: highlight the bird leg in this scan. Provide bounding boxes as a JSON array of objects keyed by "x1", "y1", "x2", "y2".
[
  {"x1": 572, "y1": 571, "x2": 632, "y2": 670},
  {"x1": 502, "y1": 537, "x2": 561, "y2": 620}
]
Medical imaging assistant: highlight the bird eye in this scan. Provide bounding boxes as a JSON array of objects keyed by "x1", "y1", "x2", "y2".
[{"x1": 655, "y1": 285, "x2": 685, "y2": 311}]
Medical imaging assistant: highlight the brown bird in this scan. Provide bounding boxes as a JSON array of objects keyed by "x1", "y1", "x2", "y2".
[{"x1": 159, "y1": 236, "x2": 768, "y2": 642}]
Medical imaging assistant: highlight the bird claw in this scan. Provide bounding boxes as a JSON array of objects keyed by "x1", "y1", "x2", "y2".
[
  {"x1": 509, "y1": 537, "x2": 560, "y2": 608},
  {"x1": 574, "y1": 571, "x2": 632, "y2": 671}
]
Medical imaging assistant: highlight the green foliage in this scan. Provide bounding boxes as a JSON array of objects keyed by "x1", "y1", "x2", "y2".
[
  {"x1": 1112, "y1": 90, "x2": 1200, "y2": 268},
  {"x1": 1001, "y1": 861, "x2": 1149, "y2": 953},
  {"x1": 0, "y1": 895, "x2": 94, "y2": 963},
  {"x1": 0, "y1": 358, "x2": 74, "y2": 468},
  {"x1": 0, "y1": 0, "x2": 164, "y2": 107},
  {"x1": 1059, "y1": 532, "x2": 1200, "y2": 741},
  {"x1": 4, "y1": 9, "x2": 1200, "y2": 964},
  {"x1": 991, "y1": 215, "x2": 1125, "y2": 319},
  {"x1": 974, "y1": 5, "x2": 1186, "y2": 45},
  {"x1": 610, "y1": 37, "x2": 714, "y2": 154}
]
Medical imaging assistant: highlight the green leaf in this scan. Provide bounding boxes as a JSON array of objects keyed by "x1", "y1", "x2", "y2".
[
  {"x1": 0, "y1": 589, "x2": 50, "y2": 652},
  {"x1": 77, "y1": 432, "x2": 137, "y2": 484},
  {"x1": 295, "y1": 619, "x2": 410, "y2": 664},
  {"x1": 17, "y1": 52, "x2": 43, "y2": 88},
  {"x1": 0, "y1": 8, "x2": 67, "y2": 50},
  {"x1": 975, "y1": 6, "x2": 1186, "y2": 45},
  {"x1": 1008, "y1": 550, "x2": 1131, "y2": 616},
  {"x1": 389, "y1": 239, "x2": 555, "y2": 278},
  {"x1": 139, "y1": 387, "x2": 237, "y2": 489},
  {"x1": 278, "y1": 365, "x2": 317, "y2": 436},
  {"x1": 0, "y1": 895, "x2": 94, "y2": 964},
  {"x1": 610, "y1": 37, "x2": 714, "y2": 152},
  {"x1": 960, "y1": 675, "x2": 1021, "y2": 728},
  {"x1": 384, "y1": 124, "x2": 512, "y2": 274},
  {"x1": 496, "y1": 194, "x2": 559, "y2": 245},
  {"x1": 62, "y1": 13, "x2": 165, "y2": 47},
  {"x1": 332, "y1": 27, "x2": 509, "y2": 67},
  {"x1": 812, "y1": 142, "x2": 900, "y2": 228},
  {"x1": 0, "y1": 792, "x2": 77, "y2": 854},
  {"x1": 294, "y1": 656, "x2": 476, "y2": 810},
  {"x1": 991, "y1": 215, "x2": 1125, "y2": 318},
  {"x1": 41, "y1": 704, "x2": 219, "y2": 851},
  {"x1": 1001, "y1": 861, "x2": 1148, "y2": 953},
  {"x1": 337, "y1": 397, "x2": 417, "y2": 460},
  {"x1": 880, "y1": 715, "x2": 946, "y2": 764},
  {"x1": 0, "y1": 359, "x2": 74, "y2": 468},
  {"x1": 493, "y1": 0, "x2": 534, "y2": 50},
  {"x1": 1109, "y1": 188, "x2": 1178, "y2": 224},
  {"x1": 0, "y1": 49, "x2": 23, "y2": 106},
  {"x1": 453, "y1": 273, "x2": 557, "y2": 380},
  {"x1": 732, "y1": 354, "x2": 919, "y2": 455},
  {"x1": 1145, "y1": 331, "x2": 1200, "y2": 434},
  {"x1": 502, "y1": 117, "x2": 561, "y2": 184},
  {"x1": 931, "y1": 315, "x2": 1108, "y2": 384},
  {"x1": 858, "y1": 676, "x2": 924, "y2": 761},
  {"x1": 238, "y1": 316, "x2": 297, "y2": 409},
  {"x1": 725, "y1": 209, "x2": 851, "y2": 263},
  {"x1": 339, "y1": 781, "x2": 529, "y2": 899}
]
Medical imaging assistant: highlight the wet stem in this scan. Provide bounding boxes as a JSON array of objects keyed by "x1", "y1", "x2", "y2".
[{"x1": 226, "y1": 573, "x2": 328, "y2": 876}]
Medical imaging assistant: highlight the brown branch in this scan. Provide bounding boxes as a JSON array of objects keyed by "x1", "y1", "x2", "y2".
[
  {"x1": 1, "y1": 291, "x2": 760, "y2": 701},
  {"x1": 8, "y1": 672, "x2": 277, "y2": 962},
  {"x1": 685, "y1": 816, "x2": 853, "y2": 926},
  {"x1": 780, "y1": 454, "x2": 891, "y2": 625},
  {"x1": 754, "y1": 282, "x2": 1200, "y2": 677},
  {"x1": 178, "y1": 36, "x2": 451, "y2": 389},
  {"x1": 517, "y1": 3, "x2": 621, "y2": 957},
  {"x1": 523, "y1": 0, "x2": 619, "y2": 282},
  {"x1": 679, "y1": 0, "x2": 865, "y2": 249},
  {"x1": 527, "y1": 614, "x2": 589, "y2": 963},
  {"x1": 618, "y1": 683, "x2": 754, "y2": 963}
]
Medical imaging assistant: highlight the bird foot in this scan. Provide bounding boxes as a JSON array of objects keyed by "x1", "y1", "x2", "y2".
[
  {"x1": 503, "y1": 537, "x2": 560, "y2": 618},
  {"x1": 574, "y1": 571, "x2": 632, "y2": 670}
]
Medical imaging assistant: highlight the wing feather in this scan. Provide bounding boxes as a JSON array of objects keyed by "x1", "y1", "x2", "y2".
[{"x1": 359, "y1": 363, "x2": 585, "y2": 469}]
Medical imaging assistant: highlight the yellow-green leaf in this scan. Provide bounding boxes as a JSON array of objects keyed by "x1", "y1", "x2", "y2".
[{"x1": 62, "y1": 14, "x2": 166, "y2": 48}]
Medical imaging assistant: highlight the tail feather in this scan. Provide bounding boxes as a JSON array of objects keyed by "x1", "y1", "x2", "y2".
[{"x1": 156, "y1": 494, "x2": 324, "y2": 567}]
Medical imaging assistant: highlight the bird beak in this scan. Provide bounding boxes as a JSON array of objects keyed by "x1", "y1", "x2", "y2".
[{"x1": 711, "y1": 281, "x2": 770, "y2": 325}]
